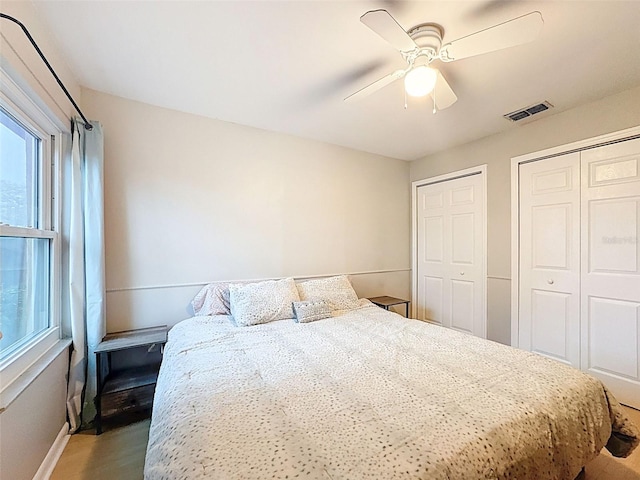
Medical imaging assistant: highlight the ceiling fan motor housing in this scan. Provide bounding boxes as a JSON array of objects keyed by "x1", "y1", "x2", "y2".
[{"x1": 407, "y1": 23, "x2": 444, "y2": 60}]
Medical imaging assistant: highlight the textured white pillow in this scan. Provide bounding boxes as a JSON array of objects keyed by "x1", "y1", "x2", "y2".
[
  {"x1": 229, "y1": 278, "x2": 300, "y2": 327},
  {"x1": 292, "y1": 299, "x2": 332, "y2": 323},
  {"x1": 296, "y1": 275, "x2": 359, "y2": 311}
]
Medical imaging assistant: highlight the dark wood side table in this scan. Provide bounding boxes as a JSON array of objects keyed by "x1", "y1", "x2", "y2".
[
  {"x1": 368, "y1": 296, "x2": 410, "y2": 317},
  {"x1": 94, "y1": 325, "x2": 167, "y2": 434}
]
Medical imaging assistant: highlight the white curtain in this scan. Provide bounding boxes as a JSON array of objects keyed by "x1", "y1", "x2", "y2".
[{"x1": 63, "y1": 118, "x2": 105, "y2": 432}]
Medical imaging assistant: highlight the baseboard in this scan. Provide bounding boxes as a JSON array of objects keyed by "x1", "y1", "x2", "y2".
[{"x1": 32, "y1": 422, "x2": 70, "y2": 480}]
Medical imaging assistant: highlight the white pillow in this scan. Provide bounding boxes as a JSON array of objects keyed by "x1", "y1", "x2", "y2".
[
  {"x1": 229, "y1": 278, "x2": 300, "y2": 327},
  {"x1": 292, "y1": 299, "x2": 332, "y2": 323},
  {"x1": 296, "y1": 275, "x2": 359, "y2": 311}
]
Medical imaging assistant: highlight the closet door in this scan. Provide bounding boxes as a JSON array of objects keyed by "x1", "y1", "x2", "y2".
[
  {"x1": 416, "y1": 173, "x2": 485, "y2": 337},
  {"x1": 518, "y1": 153, "x2": 581, "y2": 368},
  {"x1": 581, "y1": 138, "x2": 640, "y2": 409}
]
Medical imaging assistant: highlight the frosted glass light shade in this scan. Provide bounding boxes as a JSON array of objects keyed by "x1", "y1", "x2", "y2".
[{"x1": 404, "y1": 66, "x2": 438, "y2": 97}]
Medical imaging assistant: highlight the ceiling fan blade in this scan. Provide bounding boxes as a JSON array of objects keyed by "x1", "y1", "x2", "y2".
[
  {"x1": 440, "y1": 11, "x2": 543, "y2": 62},
  {"x1": 360, "y1": 9, "x2": 417, "y2": 53},
  {"x1": 431, "y1": 70, "x2": 457, "y2": 110},
  {"x1": 344, "y1": 69, "x2": 405, "y2": 103}
]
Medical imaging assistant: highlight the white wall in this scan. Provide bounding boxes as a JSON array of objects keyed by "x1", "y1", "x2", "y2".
[
  {"x1": 410, "y1": 84, "x2": 640, "y2": 345},
  {"x1": 80, "y1": 89, "x2": 411, "y2": 332},
  {"x1": 0, "y1": 352, "x2": 68, "y2": 480},
  {"x1": 0, "y1": 3, "x2": 77, "y2": 479}
]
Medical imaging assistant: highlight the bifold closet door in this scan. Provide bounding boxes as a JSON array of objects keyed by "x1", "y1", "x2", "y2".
[
  {"x1": 518, "y1": 152, "x2": 581, "y2": 368},
  {"x1": 580, "y1": 138, "x2": 640, "y2": 409},
  {"x1": 416, "y1": 173, "x2": 485, "y2": 337}
]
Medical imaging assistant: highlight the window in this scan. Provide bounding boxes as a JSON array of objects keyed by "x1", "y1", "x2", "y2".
[{"x1": 0, "y1": 72, "x2": 61, "y2": 384}]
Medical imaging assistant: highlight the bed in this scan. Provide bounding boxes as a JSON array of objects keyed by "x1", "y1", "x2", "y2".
[{"x1": 144, "y1": 278, "x2": 638, "y2": 480}]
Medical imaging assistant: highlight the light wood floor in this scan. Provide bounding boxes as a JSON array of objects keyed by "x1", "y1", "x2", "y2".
[
  {"x1": 51, "y1": 418, "x2": 150, "y2": 480},
  {"x1": 51, "y1": 407, "x2": 640, "y2": 480}
]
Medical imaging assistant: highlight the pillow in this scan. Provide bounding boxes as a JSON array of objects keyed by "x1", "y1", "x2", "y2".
[
  {"x1": 229, "y1": 278, "x2": 300, "y2": 327},
  {"x1": 191, "y1": 282, "x2": 230, "y2": 316},
  {"x1": 191, "y1": 281, "x2": 250, "y2": 316},
  {"x1": 296, "y1": 275, "x2": 359, "y2": 311},
  {"x1": 292, "y1": 299, "x2": 332, "y2": 323}
]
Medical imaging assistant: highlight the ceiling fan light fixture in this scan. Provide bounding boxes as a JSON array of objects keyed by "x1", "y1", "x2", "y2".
[{"x1": 404, "y1": 66, "x2": 437, "y2": 97}]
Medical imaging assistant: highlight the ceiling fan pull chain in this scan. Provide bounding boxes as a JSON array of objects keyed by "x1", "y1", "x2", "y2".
[
  {"x1": 432, "y1": 84, "x2": 437, "y2": 114},
  {"x1": 404, "y1": 89, "x2": 408, "y2": 109}
]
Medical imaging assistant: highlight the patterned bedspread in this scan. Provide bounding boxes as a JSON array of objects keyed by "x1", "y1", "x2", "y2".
[{"x1": 144, "y1": 303, "x2": 639, "y2": 480}]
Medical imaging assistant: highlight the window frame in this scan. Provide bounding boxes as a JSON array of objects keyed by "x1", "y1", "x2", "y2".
[{"x1": 0, "y1": 66, "x2": 63, "y2": 395}]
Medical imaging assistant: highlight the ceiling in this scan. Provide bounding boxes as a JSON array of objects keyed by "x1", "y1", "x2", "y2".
[{"x1": 29, "y1": 1, "x2": 640, "y2": 161}]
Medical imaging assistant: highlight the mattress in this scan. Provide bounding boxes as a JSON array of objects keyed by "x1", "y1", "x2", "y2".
[{"x1": 144, "y1": 302, "x2": 639, "y2": 479}]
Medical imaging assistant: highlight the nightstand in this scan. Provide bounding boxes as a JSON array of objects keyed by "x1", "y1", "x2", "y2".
[
  {"x1": 369, "y1": 296, "x2": 410, "y2": 317},
  {"x1": 94, "y1": 325, "x2": 167, "y2": 434}
]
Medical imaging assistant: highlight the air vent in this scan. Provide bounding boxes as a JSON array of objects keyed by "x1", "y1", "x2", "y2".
[{"x1": 504, "y1": 101, "x2": 554, "y2": 122}]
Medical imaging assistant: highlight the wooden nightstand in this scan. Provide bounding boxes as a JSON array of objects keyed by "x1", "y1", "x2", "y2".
[
  {"x1": 94, "y1": 326, "x2": 167, "y2": 434},
  {"x1": 369, "y1": 296, "x2": 410, "y2": 317}
]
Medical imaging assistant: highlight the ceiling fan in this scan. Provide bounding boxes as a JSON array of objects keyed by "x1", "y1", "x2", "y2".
[{"x1": 345, "y1": 9, "x2": 544, "y2": 110}]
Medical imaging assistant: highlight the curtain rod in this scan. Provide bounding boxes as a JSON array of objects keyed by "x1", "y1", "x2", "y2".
[{"x1": 1, "y1": 13, "x2": 93, "y2": 130}]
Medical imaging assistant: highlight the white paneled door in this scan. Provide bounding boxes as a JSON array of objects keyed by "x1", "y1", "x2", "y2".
[
  {"x1": 580, "y1": 139, "x2": 640, "y2": 409},
  {"x1": 517, "y1": 135, "x2": 640, "y2": 409},
  {"x1": 416, "y1": 172, "x2": 486, "y2": 337},
  {"x1": 518, "y1": 153, "x2": 581, "y2": 368}
]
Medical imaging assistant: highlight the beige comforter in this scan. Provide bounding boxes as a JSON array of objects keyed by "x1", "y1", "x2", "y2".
[{"x1": 145, "y1": 303, "x2": 639, "y2": 479}]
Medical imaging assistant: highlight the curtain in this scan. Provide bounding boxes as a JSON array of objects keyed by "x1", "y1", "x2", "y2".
[{"x1": 63, "y1": 118, "x2": 105, "y2": 432}]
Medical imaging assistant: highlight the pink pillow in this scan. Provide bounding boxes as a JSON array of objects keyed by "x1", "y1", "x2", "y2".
[{"x1": 191, "y1": 282, "x2": 246, "y2": 316}]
